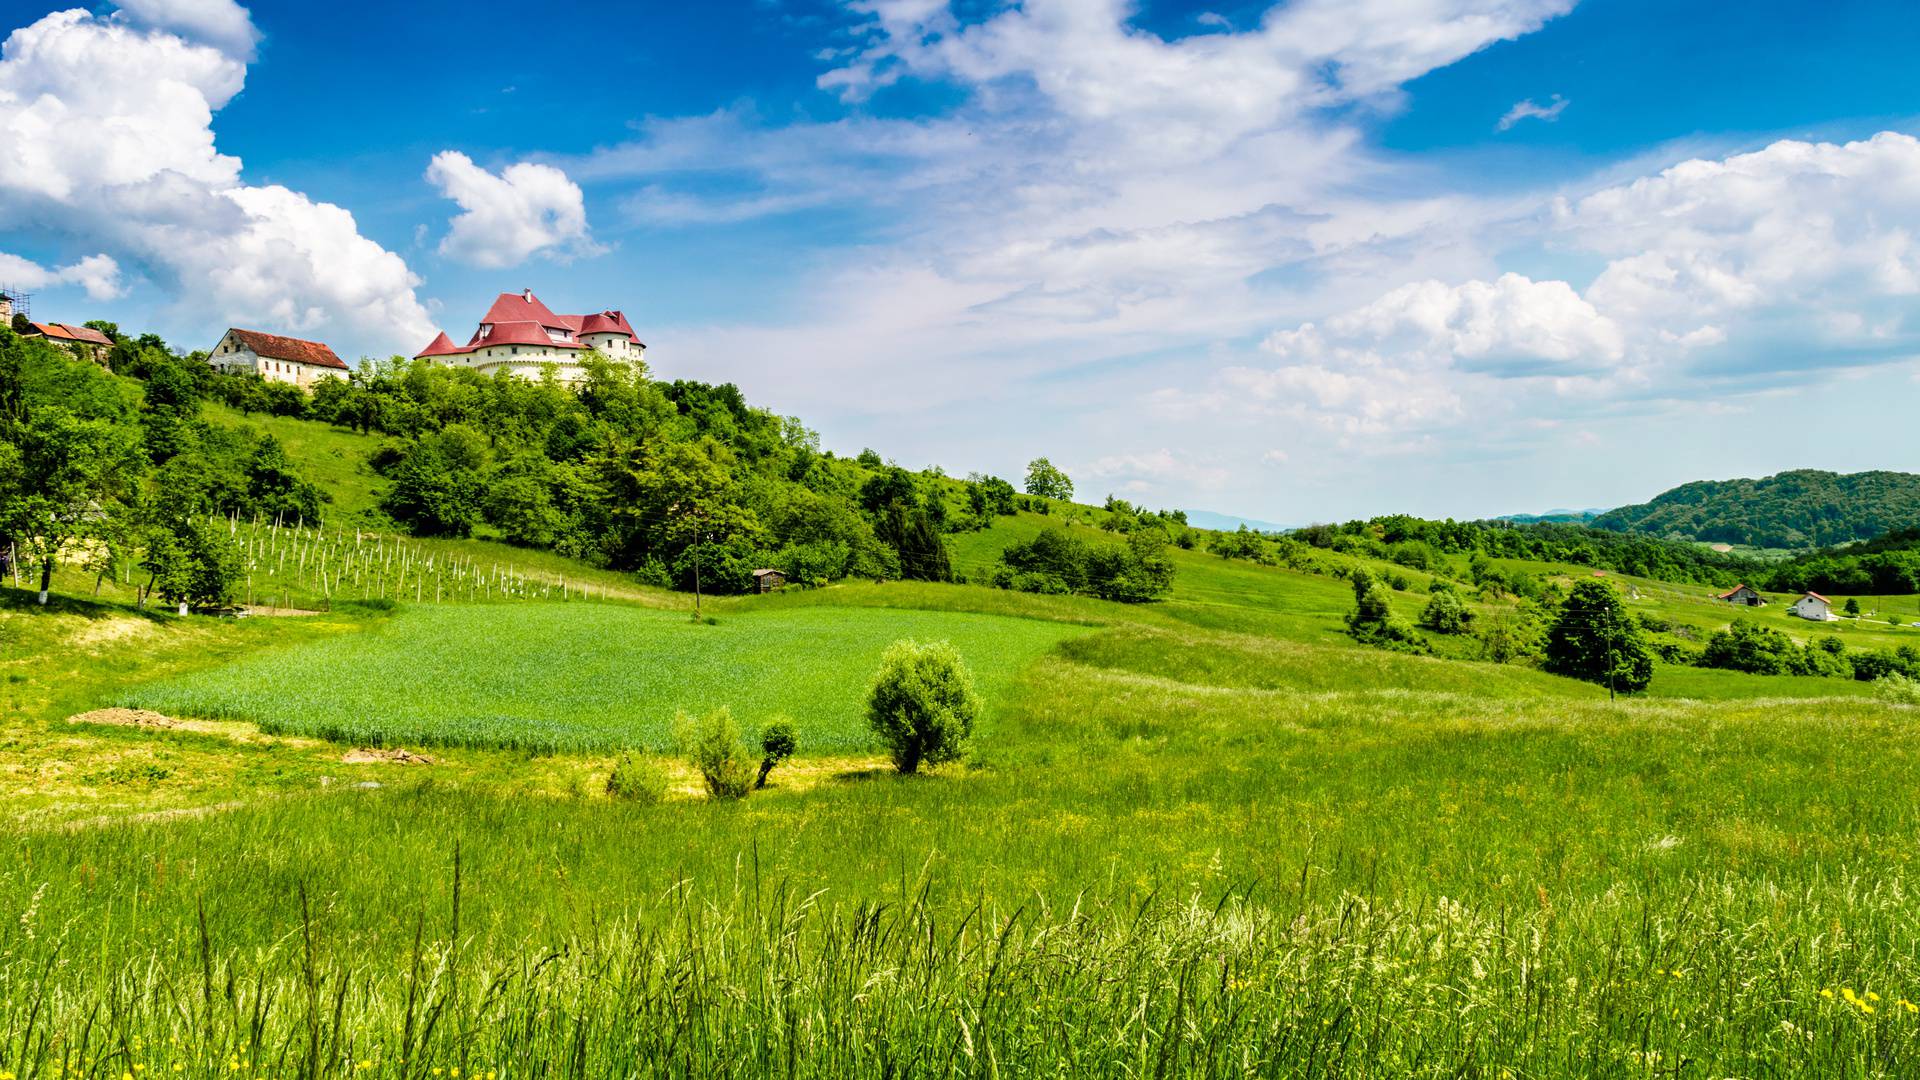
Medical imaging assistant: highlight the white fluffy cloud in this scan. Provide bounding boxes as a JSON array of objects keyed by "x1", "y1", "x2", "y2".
[
  {"x1": 427, "y1": 151, "x2": 603, "y2": 269},
  {"x1": 1570, "y1": 131, "x2": 1920, "y2": 360},
  {"x1": 1269, "y1": 273, "x2": 1624, "y2": 373},
  {"x1": 1198, "y1": 132, "x2": 1920, "y2": 443},
  {"x1": 0, "y1": 5, "x2": 433, "y2": 352},
  {"x1": 114, "y1": 0, "x2": 259, "y2": 60},
  {"x1": 0, "y1": 250, "x2": 124, "y2": 300}
]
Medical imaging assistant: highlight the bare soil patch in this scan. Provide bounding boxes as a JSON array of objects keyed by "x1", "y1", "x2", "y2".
[
  {"x1": 244, "y1": 605, "x2": 322, "y2": 617},
  {"x1": 341, "y1": 747, "x2": 435, "y2": 765},
  {"x1": 67, "y1": 707, "x2": 179, "y2": 729}
]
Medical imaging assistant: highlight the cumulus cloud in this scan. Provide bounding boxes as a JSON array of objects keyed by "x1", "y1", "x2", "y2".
[
  {"x1": 0, "y1": 5, "x2": 433, "y2": 352},
  {"x1": 1496, "y1": 94, "x2": 1566, "y2": 131},
  {"x1": 114, "y1": 0, "x2": 259, "y2": 60},
  {"x1": 427, "y1": 151, "x2": 603, "y2": 268},
  {"x1": 1188, "y1": 132, "x2": 1920, "y2": 446},
  {"x1": 1268, "y1": 273, "x2": 1624, "y2": 374},
  {"x1": 1569, "y1": 132, "x2": 1920, "y2": 368},
  {"x1": 0, "y1": 250, "x2": 124, "y2": 300}
]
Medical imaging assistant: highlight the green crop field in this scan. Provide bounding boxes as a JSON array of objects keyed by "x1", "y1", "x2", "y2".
[{"x1": 115, "y1": 601, "x2": 1092, "y2": 752}]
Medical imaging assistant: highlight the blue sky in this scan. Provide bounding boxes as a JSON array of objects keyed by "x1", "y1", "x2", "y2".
[{"x1": 4, "y1": 0, "x2": 1920, "y2": 523}]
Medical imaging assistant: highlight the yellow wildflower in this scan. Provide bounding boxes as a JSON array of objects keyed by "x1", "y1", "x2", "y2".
[
  {"x1": 1868, "y1": 991, "x2": 1881, "y2": 1002},
  {"x1": 1821, "y1": 988, "x2": 1834, "y2": 998},
  {"x1": 1843, "y1": 988, "x2": 1858, "y2": 1002},
  {"x1": 1863, "y1": 1004, "x2": 1877, "y2": 1014}
]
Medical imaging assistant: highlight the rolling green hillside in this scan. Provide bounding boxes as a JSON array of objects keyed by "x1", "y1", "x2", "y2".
[{"x1": 1593, "y1": 468, "x2": 1920, "y2": 548}]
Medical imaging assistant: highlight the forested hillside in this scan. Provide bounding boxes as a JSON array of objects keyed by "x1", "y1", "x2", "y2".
[
  {"x1": 1592, "y1": 469, "x2": 1920, "y2": 548},
  {"x1": 0, "y1": 328, "x2": 1179, "y2": 606}
]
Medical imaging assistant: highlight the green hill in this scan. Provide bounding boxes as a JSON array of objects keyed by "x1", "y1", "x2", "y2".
[{"x1": 1592, "y1": 468, "x2": 1920, "y2": 548}]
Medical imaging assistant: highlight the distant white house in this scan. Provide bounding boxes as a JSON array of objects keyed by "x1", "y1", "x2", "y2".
[
  {"x1": 209, "y1": 328, "x2": 350, "y2": 388},
  {"x1": 1717, "y1": 583, "x2": 1765, "y2": 606},
  {"x1": 1789, "y1": 591, "x2": 1836, "y2": 622}
]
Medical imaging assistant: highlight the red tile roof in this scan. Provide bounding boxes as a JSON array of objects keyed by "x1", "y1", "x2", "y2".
[
  {"x1": 1717, "y1": 584, "x2": 1752, "y2": 599},
  {"x1": 481, "y1": 290, "x2": 567, "y2": 330},
  {"x1": 1803, "y1": 591, "x2": 1831, "y2": 604},
  {"x1": 416, "y1": 290, "x2": 640, "y2": 360},
  {"x1": 29, "y1": 322, "x2": 113, "y2": 346},
  {"x1": 416, "y1": 331, "x2": 462, "y2": 358},
  {"x1": 227, "y1": 328, "x2": 348, "y2": 370}
]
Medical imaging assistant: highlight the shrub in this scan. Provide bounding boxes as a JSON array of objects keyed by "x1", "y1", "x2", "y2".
[
  {"x1": 867, "y1": 639, "x2": 980, "y2": 774},
  {"x1": 605, "y1": 752, "x2": 670, "y2": 804},
  {"x1": 1872, "y1": 672, "x2": 1920, "y2": 706},
  {"x1": 1701, "y1": 619, "x2": 1798, "y2": 675},
  {"x1": 995, "y1": 527, "x2": 1174, "y2": 603},
  {"x1": 1419, "y1": 586, "x2": 1472, "y2": 634},
  {"x1": 1345, "y1": 570, "x2": 1428, "y2": 653},
  {"x1": 676, "y1": 708, "x2": 754, "y2": 799},
  {"x1": 757, "y1": 718, "x2": 797, "y2": 789},
  {"x1": 1474, "y1": 609, "x2": 1541, "y2": 664}
]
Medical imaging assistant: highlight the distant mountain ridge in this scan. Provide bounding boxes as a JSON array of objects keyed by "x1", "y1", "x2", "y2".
[
  {"x1": 1493, "y1": 508, "x2": 1606, "y2": 524},
  {"x1": 1592, "y1": 469, "x2": 1920, "y2": 549},
  {"x1": 1186, "y1": 510, "x2": 1293, "y2": 533}
]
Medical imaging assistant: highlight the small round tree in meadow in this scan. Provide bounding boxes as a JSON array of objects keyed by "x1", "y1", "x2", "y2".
[
  {"x1": 867, "y1": 639, "x2": 980, "y2": 774},
  {"x1": 1543, "y1": 580, "x2": 1654, "y2": 693},
  {"x1": 756, "y1": 718, "x2": 797, "y2": 789}
]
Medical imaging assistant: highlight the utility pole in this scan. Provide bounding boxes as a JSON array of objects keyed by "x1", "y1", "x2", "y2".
[
  {"x1": 692, "y1": 528, "x2": 703, "y2": 622},
  {"x1": 687, "y1": 505, "x2": 706, "y2": 623},
  {"x1": 1603, "y1": 602, "x2": 1616, "y2": 702}
]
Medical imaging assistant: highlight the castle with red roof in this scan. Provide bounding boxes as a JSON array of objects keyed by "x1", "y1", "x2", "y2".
[{"x1": 414, "y1": 289, "x2": 644, "y2": 384}]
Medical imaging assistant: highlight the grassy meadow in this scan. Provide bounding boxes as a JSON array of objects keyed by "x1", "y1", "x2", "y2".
[
  {"x1": 7, "y1": 419, "x2": 1920, "y2": 1074},
  {"x1": 118, "y1": 602, "x2": 1090, "y2": 752}
]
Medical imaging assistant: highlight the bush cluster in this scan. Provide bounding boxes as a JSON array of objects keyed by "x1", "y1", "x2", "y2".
[{"x1": 993, "y1": 527, "x2": 1174, "y2": 603}]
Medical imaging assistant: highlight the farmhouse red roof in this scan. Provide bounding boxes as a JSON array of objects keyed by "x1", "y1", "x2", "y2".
[
  {"x1": 1717, "y1": 584, "x2": 1751, "y2": 599},
  {"x1": 30, "y1": 322, "x2": 113, "y2": 346},
  {"x1": 1803, "y1": 591, "x2": 1831, "y2": 603},
  {"x1": 227, "y1": 328, "x2": 348, "y2": 370}
]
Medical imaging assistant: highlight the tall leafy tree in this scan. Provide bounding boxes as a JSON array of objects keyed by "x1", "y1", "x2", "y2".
[
  {"x1": 1543, "y1": 580, "x2": 1654, "y2": 692},
  {"x1": 0, "y1": 405, "x2": 141, "y2": 604},
  {"x1": 1024, "y1": 457, "x2": 1074, "y2": 501}
]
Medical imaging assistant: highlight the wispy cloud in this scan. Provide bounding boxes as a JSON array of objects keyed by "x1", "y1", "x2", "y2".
[{"x1": 1497, "y1": 94, "x2": 1568, "y2": 131}]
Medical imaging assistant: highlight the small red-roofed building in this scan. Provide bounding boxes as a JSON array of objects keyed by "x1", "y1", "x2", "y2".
[
  {"x1": 412, "y1": 288, "x2": 644, "y2": 384},
  {"x1": 1716, "y1": 583, "x2": 1764, "y2": 606},
  {"x1": 208, "y1": 328, "x2": 350, "y2": 388},
  {"x1": 1789, "y1": 591, "x2": 1836, "y2": 622},
  {"x1": 21, "y1": 321, "x2": 114, "y2": 364}
]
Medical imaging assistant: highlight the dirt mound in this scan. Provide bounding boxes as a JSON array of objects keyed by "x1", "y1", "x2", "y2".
[
  {"x1": 68, "y1": 707, "x2": 179, "y2": 729},
  {"x1": 341, "y1": 747, "x2": 434, "y2": 765}
]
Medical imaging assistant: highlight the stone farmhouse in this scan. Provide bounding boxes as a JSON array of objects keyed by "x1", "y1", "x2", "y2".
[
  {"x1": 209, "y1": 328, "x2": 351, "y2": 388},
  {"x1": 1716, "y1": 583, "x2": 1765, "y2": 606},
  {"x1": 414, "y1": 289, "x2": 643, "y2": 385}
]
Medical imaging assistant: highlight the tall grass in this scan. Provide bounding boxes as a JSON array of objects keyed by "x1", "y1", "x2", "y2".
[{"x1": 5, "y1": 794, "x2": 1920, "y2": 1077}]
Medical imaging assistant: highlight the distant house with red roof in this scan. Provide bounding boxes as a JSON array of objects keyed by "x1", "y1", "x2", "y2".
[
  {"x1": 1716, "y1": 583, "x2": 1764, "y2": 606},
  {"x1": 414, "y1": 289, "x2": 643, "y2": 384},
  {"x1": 1789, "y1": 591, "x2": 1836, "y2": 622},
  {"x1": 21, "y1": 321, "x2": 114, "y2": 364},
  {"x1": 208, "y1": 328, "x2": 349, "y2": 389}
]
